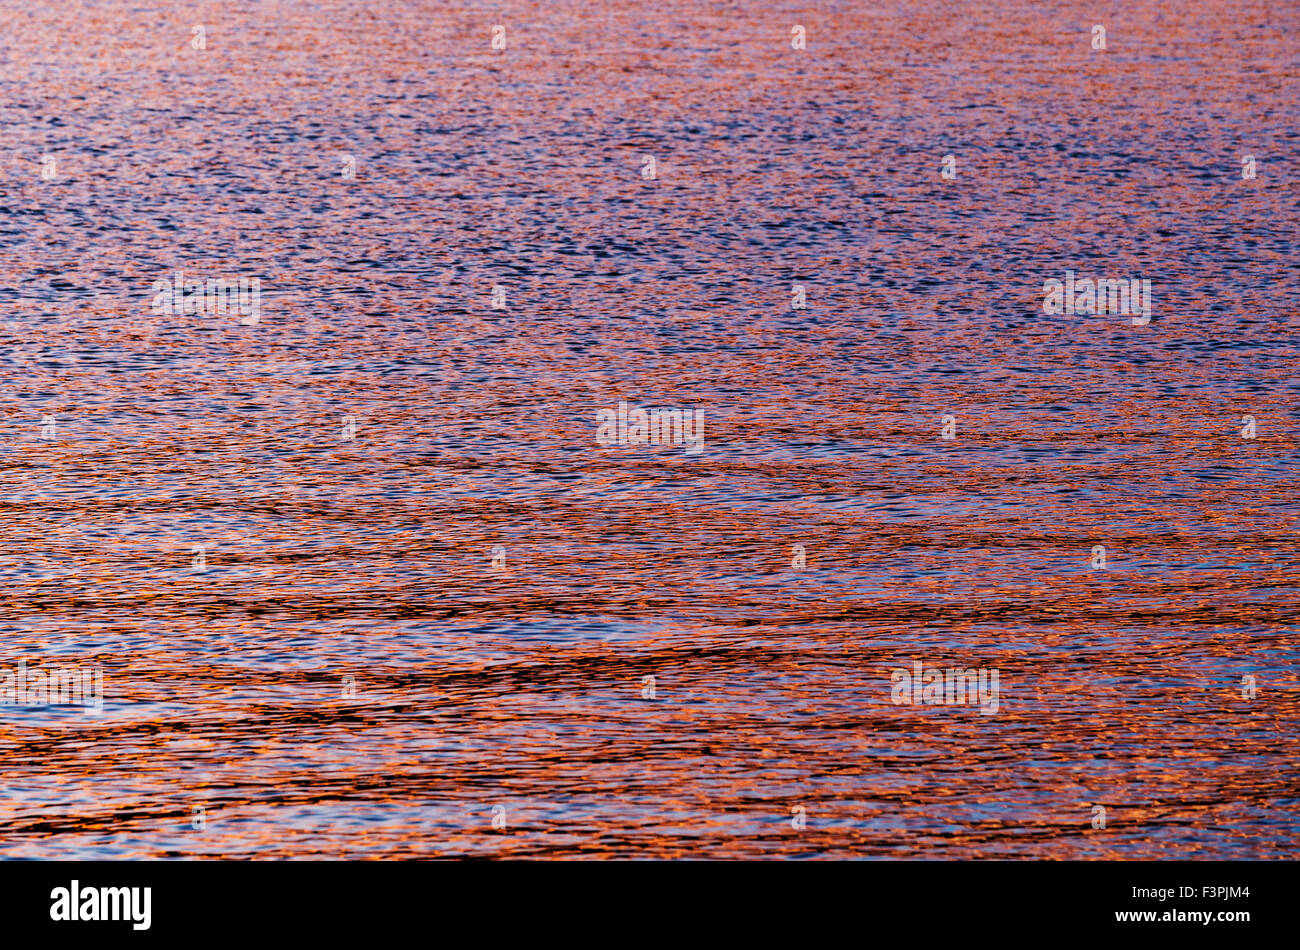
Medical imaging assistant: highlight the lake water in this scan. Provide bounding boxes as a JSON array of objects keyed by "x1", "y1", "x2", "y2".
[{"x1": 1, "y1": 0, "x2": 1297, "y2": 858}]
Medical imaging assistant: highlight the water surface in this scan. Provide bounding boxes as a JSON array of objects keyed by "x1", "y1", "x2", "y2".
[{"x1": 1, "y1": 0, "x2": 1297, "y2": 858}]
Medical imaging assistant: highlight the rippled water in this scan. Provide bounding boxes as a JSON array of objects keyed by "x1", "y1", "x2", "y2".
[{"x1": 1, "y1": 0, "x2": 1298, "y2": 858}]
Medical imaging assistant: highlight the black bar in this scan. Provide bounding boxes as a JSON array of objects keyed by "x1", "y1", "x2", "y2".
[{"x1": 0, "y1": 860, "x2": 1286, "y2": 940}]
